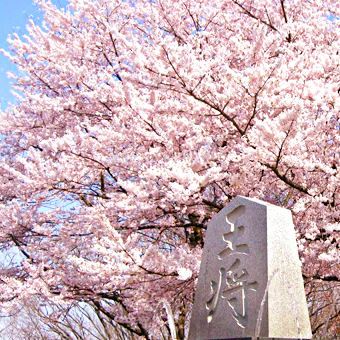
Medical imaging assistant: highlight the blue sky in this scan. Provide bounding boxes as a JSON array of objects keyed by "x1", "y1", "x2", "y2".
[{"x1": 0, "y1": 0, "x2": 67, "y2": 110}]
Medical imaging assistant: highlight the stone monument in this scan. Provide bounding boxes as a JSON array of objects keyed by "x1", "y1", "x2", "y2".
[{"x1": 188, "y1": 196, "x2": 312, "y2": 340}]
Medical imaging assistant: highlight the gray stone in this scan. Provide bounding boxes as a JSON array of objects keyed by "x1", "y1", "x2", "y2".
[
  {"x1": 205, "y1": 338, "x2": 310, "y2": 340},
  {"x1": 188, "y1": 196, "x2": 312, "y2": 340},
  {"x1": 204, "y1": 338, "x2": 311, "y2": 340}
]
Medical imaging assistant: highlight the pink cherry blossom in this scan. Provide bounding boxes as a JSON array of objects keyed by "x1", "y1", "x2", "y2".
[{"x1": 0, "y1": 0, "x2": 339, "y2": 337}]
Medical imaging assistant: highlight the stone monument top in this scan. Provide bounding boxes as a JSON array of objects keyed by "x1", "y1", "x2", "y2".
[{"x1": 188, "y1": 196, "x2": 312, "y2": 340}]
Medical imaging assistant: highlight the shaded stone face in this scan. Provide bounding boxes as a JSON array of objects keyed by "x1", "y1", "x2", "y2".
[{"x1": 188, "y1": 196, "x2": 312, "y2": 340}]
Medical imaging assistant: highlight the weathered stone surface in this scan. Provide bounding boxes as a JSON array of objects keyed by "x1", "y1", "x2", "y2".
[
  {"x1": 204, "y1": 338, "x2": 311, "y2": 340},
  {"x1": 205, "y1": 338, "x2": 310, "y2": 340},
  {"x1": 188, "y1": 196, "x2": 312, "y2": 340}
]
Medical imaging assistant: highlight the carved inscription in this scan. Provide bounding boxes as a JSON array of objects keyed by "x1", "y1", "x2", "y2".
[{"x1": 206, "y1": 205, "x2": 258, "y2": 328}]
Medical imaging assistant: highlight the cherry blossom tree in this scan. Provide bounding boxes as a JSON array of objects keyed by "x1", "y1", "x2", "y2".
[
  {"x1": 0, "y1": 298, "x2": 135, "y2": 340},
  {"x1": 0, "y1": 0, "x2": 340, "y2": 338}
]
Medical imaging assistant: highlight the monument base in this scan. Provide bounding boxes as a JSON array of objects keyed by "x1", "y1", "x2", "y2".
[{"x1": 208, "y1": 338, "x2": 311, "y2": 340}]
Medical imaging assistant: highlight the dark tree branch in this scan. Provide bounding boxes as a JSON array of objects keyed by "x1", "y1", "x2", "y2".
[{"x1": 232, "y1": 0, "x2": 279, "y2": 32}]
